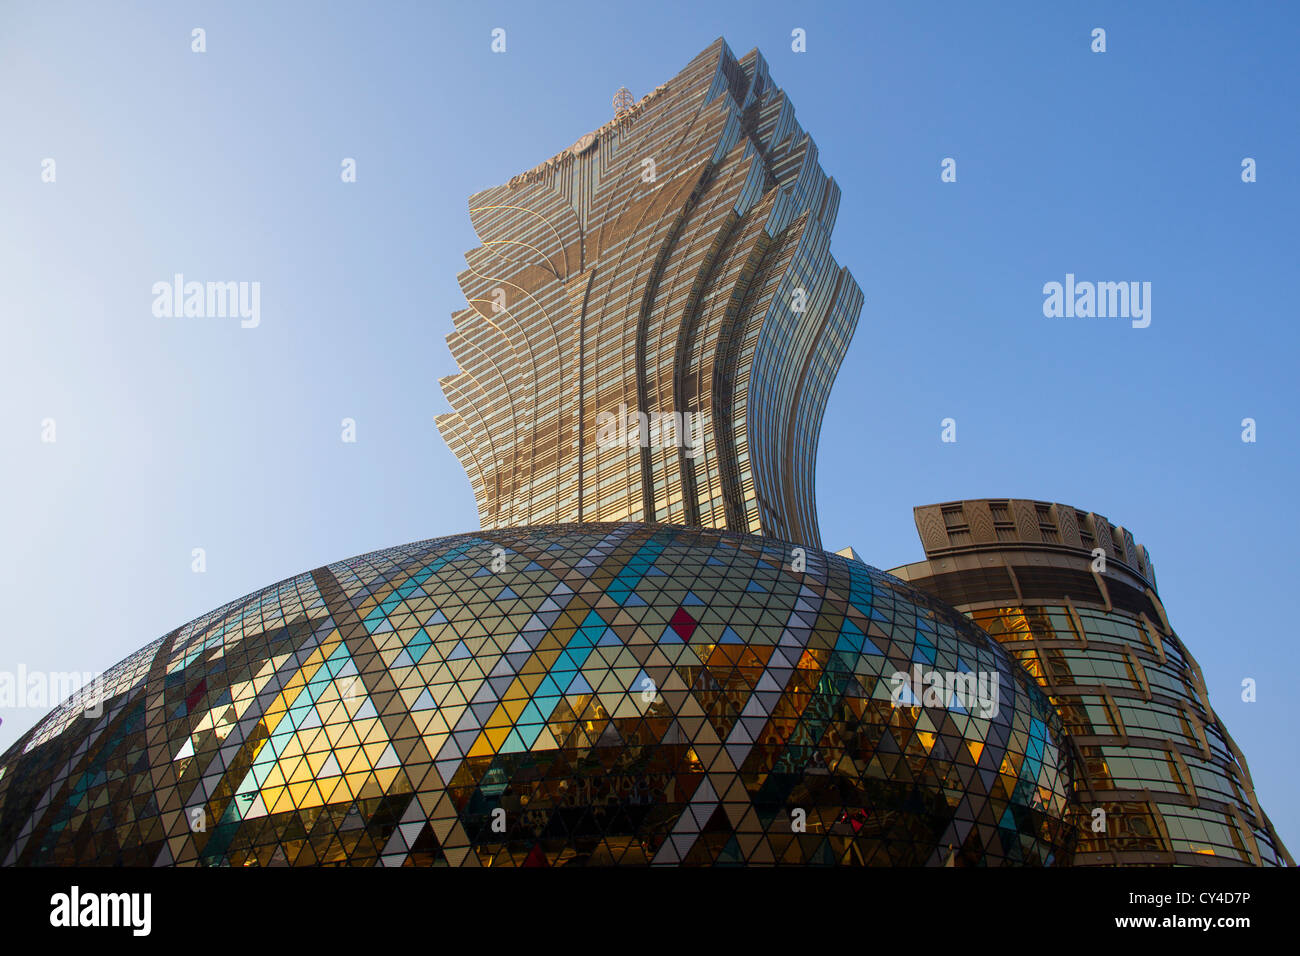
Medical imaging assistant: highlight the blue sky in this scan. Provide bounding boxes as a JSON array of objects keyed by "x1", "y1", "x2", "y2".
[{"x1": 2, "y1": 1, "x2": 1297, "y2": 850}]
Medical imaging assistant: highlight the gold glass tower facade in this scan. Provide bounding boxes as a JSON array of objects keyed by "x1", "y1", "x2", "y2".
[
  {"x1": 889, "y1": 499, "x2": 1292, "y2": 866},
  {"x1": 436, "y1": 39, "x2": 863, "y2": 549}
]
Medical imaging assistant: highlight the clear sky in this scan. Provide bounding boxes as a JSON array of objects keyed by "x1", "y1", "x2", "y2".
[{"x1": 2, "y1": 1, "x2": 1297, "y2": 851}]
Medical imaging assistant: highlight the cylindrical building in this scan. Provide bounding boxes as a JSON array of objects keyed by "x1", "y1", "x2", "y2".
[{"x1": 888, "y1": 498, "x2": 1290, "y2": 866}]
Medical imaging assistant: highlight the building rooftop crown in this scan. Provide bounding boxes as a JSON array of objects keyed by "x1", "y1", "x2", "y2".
[{"x1": 911, "y1": 498, "x2": 1157, "y2": 589}]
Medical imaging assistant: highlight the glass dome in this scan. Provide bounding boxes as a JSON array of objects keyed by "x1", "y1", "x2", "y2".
[{"x1": 0, "y1": 523, "x2": 1073, "y2": 866}]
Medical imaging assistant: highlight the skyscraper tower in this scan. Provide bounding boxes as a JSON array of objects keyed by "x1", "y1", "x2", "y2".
[
  {"x1": 0, "y1": 40, "x2": 1287, "y2": 870},
  {"x1": 436, "y1": 39, "x2": 862, "y2": 549}
]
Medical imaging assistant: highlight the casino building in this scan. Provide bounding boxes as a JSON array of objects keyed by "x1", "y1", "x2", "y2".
[
  {"x1": 0, "y1": 39, "x2": 1286, "y2": 866},
  {"x1": 435, "y1": 39, "x2": 861, "y2": 548},
  {"x1": 888, "y1": 500, "x2": 1292, "y2": 867}
]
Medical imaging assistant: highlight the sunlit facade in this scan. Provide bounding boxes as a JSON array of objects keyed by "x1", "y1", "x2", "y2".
[
  {"x1": 888, "y1": 499, "x2": 1292, "y2": 867},
  {"x1": 436, "y1": 38, "x2": 862, "y2": 550},
  {"x1": 0, "y1": 41, "x2": 1288, "y2": 871},
  {"x1": 0, "y1": 526, "x2": 1072, "y2": 866}
]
